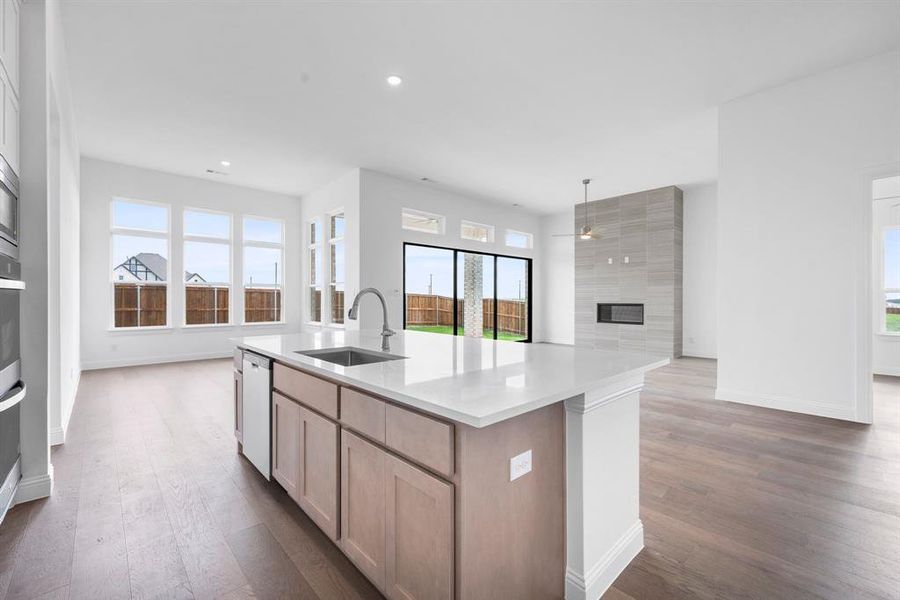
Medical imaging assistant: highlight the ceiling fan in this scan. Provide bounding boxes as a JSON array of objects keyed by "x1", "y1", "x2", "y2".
[{"x1": 554, "y1": 178, "x2": 602, "y2": 240}]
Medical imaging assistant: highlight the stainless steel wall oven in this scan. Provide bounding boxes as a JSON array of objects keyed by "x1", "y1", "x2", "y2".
[{"x1": 0, "y1": 153, "x2": 22, "y2": 522}]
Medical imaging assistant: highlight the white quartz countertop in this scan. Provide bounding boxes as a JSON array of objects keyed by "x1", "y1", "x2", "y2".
[{"x1": 233, "y1": 329, "x2": 669, "y2": 428}]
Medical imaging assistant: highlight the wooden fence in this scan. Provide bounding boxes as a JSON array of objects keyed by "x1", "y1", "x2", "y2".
[
  {"x1": 114, "y1": 284, "x2": 281, "y2": 326},
  {"x1": 114, "y1": 283, "x2": 167, "y2": 327},
  {"x1": 244, "y1": 287, "x2": 282, "y2": 323},
  {"x1": 186, "y1": 285, "x2": 229, "y2": 324},
  {"x1": 405, "y1": 293, "x2": 527, "y2": 335}
]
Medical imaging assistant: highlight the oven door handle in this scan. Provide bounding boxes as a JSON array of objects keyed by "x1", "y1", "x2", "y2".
[
  {"x1": 0, "y1": 382, "x2": 24, "y2": 413},
  {"x1": 0, "y1": 279, "x2": 24, "y2": 290}
]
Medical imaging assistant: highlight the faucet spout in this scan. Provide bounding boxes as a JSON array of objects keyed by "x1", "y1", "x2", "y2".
[{"x1": 347, "y1": 288, "x2": 395, "y2": 351}]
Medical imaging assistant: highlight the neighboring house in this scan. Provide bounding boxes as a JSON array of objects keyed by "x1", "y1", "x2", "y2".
[{"x1": 113, "y1": 252, "x2": 206, "y2": 283}]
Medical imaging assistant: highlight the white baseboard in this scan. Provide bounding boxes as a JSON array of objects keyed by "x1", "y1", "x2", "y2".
[
  {"x1": 565, "y1": 520, "x2": 644, "y2": 600},
  {"x1": 81, "y1": 350, "x2": 232, "y2": 371},
  {"x1": 681, "y1": 347, "x2": 717, "y2": 360},
  {"x1": 49, "y1": 426, "x2": 65, "y2": 446},
  {"x1": 715, "y1": 387, "x2": 859, "y2": 422},
  {"x1": 14, "y1": 472, "x2": 52, "y2": 504},
  {"x1": 873, "y1": 365, "x2": 900, "y2": 377}
]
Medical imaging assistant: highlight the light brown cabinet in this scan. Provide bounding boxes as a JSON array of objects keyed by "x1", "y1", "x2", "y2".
[
  {"x1": 340, "y1": 430, "x2": 387, "y2": 590},
  {"x1": 233, "y1": 370, "x2": 243, "y2": 444},
  {"x1": 296, "y1": 404, "x2": 339, "y2": 540},
  {"x1": 385, "y1": 453, "x2": 454, "y2": 600},
  {"x1": 272, "y1": 391, "x2": 302, "y2": 499}
]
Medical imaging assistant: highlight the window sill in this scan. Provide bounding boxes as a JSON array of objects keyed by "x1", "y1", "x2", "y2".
[
  {"x1": 107, "y1": 326, "x2": 173, "y2": 333},
  {"x1": 182, "y1": 323, "x2": 235, "y2": 330},
  {"x1": 241, "y1": 321, "x2": 287, "y2": 327},
  {"x1": 877, "y1": 332, "x2": 900, "y2": 339}
]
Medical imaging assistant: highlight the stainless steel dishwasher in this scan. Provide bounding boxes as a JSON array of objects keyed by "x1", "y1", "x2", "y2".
[{"x1": 241, "y1": 352, "x2": 271, "y2": 480}]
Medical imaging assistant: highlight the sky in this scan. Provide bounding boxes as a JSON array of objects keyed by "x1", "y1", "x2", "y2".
[{"x1": 404, "y1": 245, "x2": 528, "y2": 300}]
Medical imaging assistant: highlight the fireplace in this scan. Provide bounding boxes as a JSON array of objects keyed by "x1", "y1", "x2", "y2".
[{"x1": 597, "y1": 303, "x2": 644, "y2": 325}]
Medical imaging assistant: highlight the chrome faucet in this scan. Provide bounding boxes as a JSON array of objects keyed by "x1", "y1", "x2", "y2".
[{"x1": 347, "y1": 288, "x2": 396, "y2": 351}]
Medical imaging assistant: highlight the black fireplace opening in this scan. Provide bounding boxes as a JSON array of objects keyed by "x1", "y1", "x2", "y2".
[{"x1": 597, "y1": 303, "x2": 644, "y2": 325}]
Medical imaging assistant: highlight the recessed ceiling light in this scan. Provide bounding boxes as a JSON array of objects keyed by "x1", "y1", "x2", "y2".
[
  {"x1": 220, "y1": 160, "x2": 231, "y2": 167},
  {"x1": 386, "y1": 75, "x2": 403, "y2": 86}
]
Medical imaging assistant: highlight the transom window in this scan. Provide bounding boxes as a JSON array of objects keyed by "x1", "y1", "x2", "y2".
[
  {"x1": 402, "y1": 208, "x2": 445, "y2": 235},
  {"x1": 460, "y1": 220, "x2": 494, "y2": 243},
  {"x1": 504, "y1": 229, "x2": 533, "y2": 249}
]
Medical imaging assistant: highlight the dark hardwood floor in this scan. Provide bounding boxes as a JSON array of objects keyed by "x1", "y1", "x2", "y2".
[{"x1": 0, "y1": 357, "x2": 896, "y2": 599}]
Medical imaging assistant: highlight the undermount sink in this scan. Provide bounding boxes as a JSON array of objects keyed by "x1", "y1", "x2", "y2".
[{"x1": 295, "y1": 346, "x2": 407, "y2": 367}]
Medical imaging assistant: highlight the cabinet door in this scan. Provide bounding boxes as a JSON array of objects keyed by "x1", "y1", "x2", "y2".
[
  {"x1": 297, "y1": 405, "x2": 339, "y2": 540},
  {"x1": 272, "y1": 392, "x2": 301, "y2": 500},
  {"x1": 385, "y1": 454, "x2": 453, "y2": 600},
  {"x1": 340, "y1": 430, "x2": 386, "y2": 590},
  {"x1": 1, "y1": 0, "x2": 18, "y2": 96},
  {"x1": 233, "y1": 370, "x2": 243, "y2": 443}
]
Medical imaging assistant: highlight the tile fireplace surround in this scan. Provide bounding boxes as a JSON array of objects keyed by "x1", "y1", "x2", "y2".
[{"x1": 574, "y1": 186, "x2": 683, "y2": 357}]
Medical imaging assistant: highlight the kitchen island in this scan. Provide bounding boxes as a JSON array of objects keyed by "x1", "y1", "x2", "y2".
[{"x1": 233, "y1": 330, "x2": 667, "y2": 600}]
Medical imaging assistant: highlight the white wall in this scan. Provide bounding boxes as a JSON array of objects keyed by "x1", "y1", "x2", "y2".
[
  {"x1": 17, "y1": 0, "x2": 81, "y2": 502},
  {"x1": 357, "y1": 169, "x2": 542, "y2": 334},
  {"x1": 873, "y1": 193, "x2": 900, "y2": 376},
  {"x1": 717, "y1": 51, "x2": 900, "y2": 422},
  {"x1": 538, "y1": 209, "x2": 575, "y2": 345},
  {"x1": 681, "y1": 182, "x2": 717, "y2": 358},
  {"x1": 80, "y1": 158, "x2": 301, "y2": 369},
  {"x1": 299, "y1": 168, "x2": 360, "y2": 329}
]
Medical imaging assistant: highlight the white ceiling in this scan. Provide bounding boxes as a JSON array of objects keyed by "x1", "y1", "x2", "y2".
[{"x1": 61, "y1": 1, "x2": 900, "y2": 213}]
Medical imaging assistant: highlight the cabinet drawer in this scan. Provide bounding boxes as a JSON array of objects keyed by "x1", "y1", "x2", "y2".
[
  {"x1": 385, "y1": 404, "x2": 454, "y2": 478},
  {"x1": 340, "y1": 388, "x2": 386, "y2": 443},
  {"x1": 274, "y1": 363, "x2": 338, "y2": 419}
]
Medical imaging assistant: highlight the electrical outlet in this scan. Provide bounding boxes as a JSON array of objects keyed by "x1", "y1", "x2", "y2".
[{"x1": 510, "y1": 449, "x2": 532, "y2": 481}]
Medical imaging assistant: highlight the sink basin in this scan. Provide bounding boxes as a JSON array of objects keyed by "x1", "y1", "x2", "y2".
[{"x1": 295, "y1": 346, "x2": 406, "y2": 367}]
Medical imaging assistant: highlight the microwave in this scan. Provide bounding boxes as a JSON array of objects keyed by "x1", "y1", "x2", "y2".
[{"x1": 0, "y1": 154, "x2": 18, "y2": 261}]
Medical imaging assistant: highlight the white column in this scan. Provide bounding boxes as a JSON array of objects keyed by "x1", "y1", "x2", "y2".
[{"x1": 565, "y1": 373, "x2": 645, "y2": 600}]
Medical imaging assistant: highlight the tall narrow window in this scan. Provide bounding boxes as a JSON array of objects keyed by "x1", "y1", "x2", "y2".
[
  {"x1": 111, "y1": 199, "x2": 170, "y2": 328},
  {"x1": 184, "y1": 209, "x2": 231, "y2": 325},
  {"x1": 243, "y1": 216, "x2": 284, "y2": 323},
  {"x1": 307, "y1": 220, "x2": 322, "y2": 322},
  {"x1": 329, "y1": 212, "x2": 345, "y2": 324},
  {"x1": 883, "y1": 227, "x2": 900, "y2": 333}
]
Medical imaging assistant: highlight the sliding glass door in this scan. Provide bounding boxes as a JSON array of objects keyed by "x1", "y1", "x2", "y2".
[{"x1": 403, "y1": 243, "x2": 531, "y2": 342}]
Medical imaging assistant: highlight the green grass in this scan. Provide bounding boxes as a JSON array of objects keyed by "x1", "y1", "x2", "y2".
[
  {"x1": 407, "y1": 325, "x2": 526, "y2": 342},
  {"x1": 887, "y1": 313, "x2": 900, "y2": 333}
]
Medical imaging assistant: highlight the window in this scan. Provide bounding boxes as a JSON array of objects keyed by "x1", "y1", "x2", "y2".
[
  {"x1": 504, "y1": 229, "x2": 533, "y2": 249},
  {"x1": 874, "y1": 175, "x2": 900, "y2": 334},
  {"x1": 883, "y1": 227, "x2": 900, "y2": 333},
  {"x1": 184, "y1": 209, "x2": 231, "y2": 325},
  {"x1": 110, "y1": 199, "x2": 170, "y2": 328},
  {"x1": 403, "y1": 243, "x2": 531, "y2": 341},
  {"x1": 307, "y1": 220, "x2": 322, "y2": 322},
  {"x1": 329, "y1": 212, "x2": 345, "y2": 324},
  {"x1": 402, "y1": 208, "x2": 445, "y2": 235},
  {"x1": 243, "y1": 216, "x2": 284, "y2": 323},
  {"x1": 460, "y1": 220, "x2": 494, "y2": 243}
]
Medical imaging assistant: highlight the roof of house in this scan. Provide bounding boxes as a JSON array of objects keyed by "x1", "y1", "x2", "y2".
[
  {"x1": 134, "y1": 252, "x2": 167, "y2": 280},
  {"x1": 116, "y1": 252, "x2": 207, "y2": 283}
]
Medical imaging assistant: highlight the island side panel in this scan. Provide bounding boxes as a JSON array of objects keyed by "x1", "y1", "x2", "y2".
[
  {"x1": 565, "y1": 373, "x2": 644, "y2": 600},
  {"x1": 455, "y1": 402, "x2": 565, "y2": 599}
]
